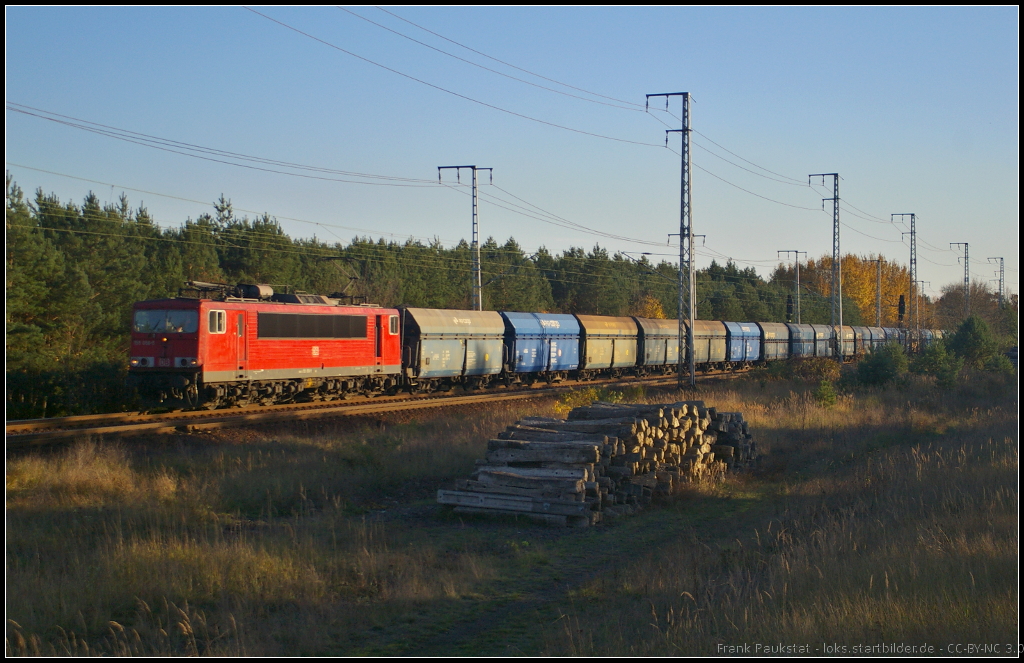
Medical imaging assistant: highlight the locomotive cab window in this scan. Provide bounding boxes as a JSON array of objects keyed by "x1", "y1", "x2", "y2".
[
  {"x1": 389, "y1": 315, "x2": 399, "y2": 335},
  {"x1": 133, "y1": 309, "x2": 198, "y2": 334},
  {"x1": 209, "y1": 310, "x2": 226, "y2": 334}
]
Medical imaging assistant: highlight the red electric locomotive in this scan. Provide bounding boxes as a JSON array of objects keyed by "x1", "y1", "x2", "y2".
[{"x1": 128, "y1": 283, "x2": 401, "y2": 409}]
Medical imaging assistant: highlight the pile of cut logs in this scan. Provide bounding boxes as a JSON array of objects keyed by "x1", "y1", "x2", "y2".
[{"x1": 438, "y1": 400, "x2": 757, "y2": 527}]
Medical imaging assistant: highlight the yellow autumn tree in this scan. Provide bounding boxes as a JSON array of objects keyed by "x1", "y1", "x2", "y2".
[
  {"x1": 801, "y1": 254, "x2": 914, "y2": 326},
  {"x1": 627, "y1": 293, "x2": 667, "y2": 319}
]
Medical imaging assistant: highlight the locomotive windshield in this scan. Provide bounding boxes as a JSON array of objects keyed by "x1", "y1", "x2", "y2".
[{"x1": 134, "y1": 309, "x2": 199, "y2": 333}]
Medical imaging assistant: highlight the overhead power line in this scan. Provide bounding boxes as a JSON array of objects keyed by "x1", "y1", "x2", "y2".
[
  {"x1": 244, "y1": 7, "x2": 661, "y2": 148},
  {"x1": 7, "y1": 103, "x2": 439, "y2": 188},
  {"x1": 691, "y1": 129, "x2": 806, "y2": 185},
  {"x1": 692, "y1": 163, "x2": 821, "y2": 211},
  {"x1": 842, "y1": 222, "x2": 903, "y2": 243},
  {"x1": 9, "y1": 161, "x2": 673, "y2": 263},
  {"x1": 10, "y1": 104, "x2": 675, "y2": 250},
  {"x1": 373, "y1": 6, "x2": 648, "y2": 110},
  {"x1": 692, "y1": 141, "x2": 808, "y2": 187},
  {"x1": 338, "y1": 7, "x2": 641, "y2": 112},
  {"x1": 7, "y1": 162, "x2": 463, "y2": 244}
]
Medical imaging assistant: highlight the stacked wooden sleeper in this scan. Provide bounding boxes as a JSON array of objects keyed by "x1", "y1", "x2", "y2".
[{"x1": 437, "y1": 400, "x2": 758, "y2": 527}]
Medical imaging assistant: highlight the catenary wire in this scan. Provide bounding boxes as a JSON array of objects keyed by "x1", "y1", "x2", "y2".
[
  {"x1": 337, "y1": 7, "x2": 641, "y2": 112},
  {"x1": 7, "y1": 102, "x2": 436, "y2": 184},
  {"x1": 244, "y1": 7, "x2": 662, "y2": 148},
  {"x1": 9, "y1": 161, "x2": 676, "y2": 256},
  {"x1": 8, "y1": 106, "x2": 442, "y2": 189},
  {"x1": 373, "y1": 6, "x2": 648, "y2": 110},
  {"x1": 662, "y1": 145, "x2": 822, "y2": 212},
  {"x1": 691, "y1": 129, "x2": 807, "y2": 185}
]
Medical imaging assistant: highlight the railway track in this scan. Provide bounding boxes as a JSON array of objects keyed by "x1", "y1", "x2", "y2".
[{"x1": 8, "y1": 372, "x2": 739, "y2": 448}]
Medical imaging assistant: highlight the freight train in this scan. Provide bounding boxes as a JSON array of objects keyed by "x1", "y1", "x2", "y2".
[{"x1": 128, "y1": 282, "x2": 941, "y2": 409}]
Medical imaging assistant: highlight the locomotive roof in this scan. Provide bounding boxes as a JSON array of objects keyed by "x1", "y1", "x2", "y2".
[{"x1": 133, "y1": 297, "x2": 389, "y2": 310}]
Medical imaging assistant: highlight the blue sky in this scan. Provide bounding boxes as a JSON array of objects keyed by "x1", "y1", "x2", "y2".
[{"x1": 6, "y1": 6, "x2": 1019, "y2": 298}]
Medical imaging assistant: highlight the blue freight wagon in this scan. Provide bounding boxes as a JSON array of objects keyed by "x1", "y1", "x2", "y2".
[
  {"x1": 724, "y1": 321, "x2": 761, "y2": 364},
  {"x1": 500, "y1": 312, "x2": 580, "y2": 382},
  {"x1": 786, "y1": 323, "x2": 815, "y2": 358}
]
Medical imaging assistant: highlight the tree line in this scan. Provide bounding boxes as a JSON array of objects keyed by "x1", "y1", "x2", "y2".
[{"x1": 6, "y1": 175, "x2": 1015, "y2": 417}]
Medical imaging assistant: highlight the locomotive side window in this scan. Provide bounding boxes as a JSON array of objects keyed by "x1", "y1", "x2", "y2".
[
  {"x1": 389, "y1": 315, "x2": 399, "y2": 335},
  {"x1": 209, "y1": 310, "x2": 226, "y2": 334},
  {"x1": 133, "y1": 309, "x2": 198, "y2": 333},
  {"x1": 256, "y1": 313, "x2": 368, "y2": 339}
]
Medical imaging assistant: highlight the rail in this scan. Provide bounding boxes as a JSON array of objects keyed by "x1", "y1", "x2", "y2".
[{"x1": 8, "y1": 373, "x2": 733, "y2": 448}]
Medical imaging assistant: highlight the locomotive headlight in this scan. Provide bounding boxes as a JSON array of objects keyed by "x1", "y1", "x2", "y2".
[{"x1": 130, "y1": 358, "x2": 140, "y2": 367}]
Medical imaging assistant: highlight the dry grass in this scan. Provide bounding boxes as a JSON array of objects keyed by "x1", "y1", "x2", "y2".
[
  {"x1": 541, "y1": 374, "x2": 1018, "y2": 654},
  {"x1": 5, "y1": 402, "x2": 540, "y2": 656},
  {"x1": 6, "y1": 373, "x2": 1017, "y2": 655}
]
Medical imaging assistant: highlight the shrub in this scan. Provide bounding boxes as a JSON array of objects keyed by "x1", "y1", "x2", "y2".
[
  {"x1": 910, "y1": 338, "x2": 967, "y2": 390},
  {"x1": 936, "y1": 355, "x2": 965, "y2": 389},
  {"x1": 947, "y1": 315, "x2": 999, "y2": 369},
  {"x1": 813, "y1": 379, "x2": 838, "y2": 408},
  {"x1": 553, "y1": 386, "x2": 626, "y2": 415},
  {"x1": 791, "y1": 357, "x2": 841, "y2": 383},
  {"x1": 857, "y1": 342, "x2": 908, "y2": 386},
  {"x1": 911, "y1": 338, "x2": 950, "y2": 375},
  {"x1": 984, "y1": 354, "x2": 1015, "y2": 375}
]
